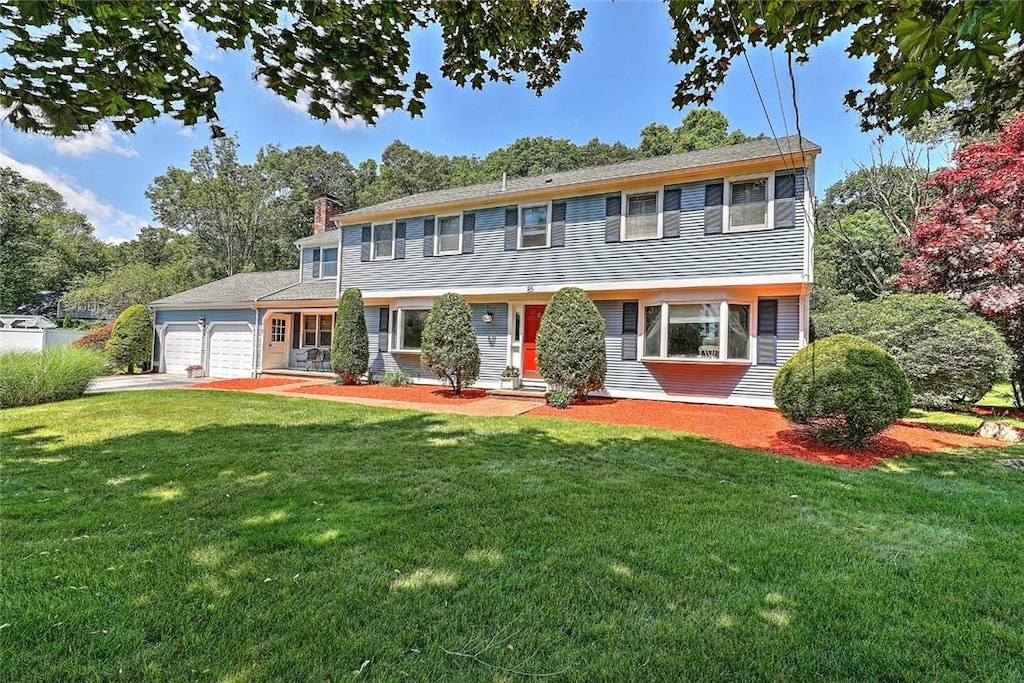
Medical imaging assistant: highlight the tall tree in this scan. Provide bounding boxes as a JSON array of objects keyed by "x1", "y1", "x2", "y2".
[
  {"x1": 900, "y1": 112, "x2": 1024, "y2": 406},
  {"x1": 637, "y1": 109, "x2": 758, "y2": 158}
]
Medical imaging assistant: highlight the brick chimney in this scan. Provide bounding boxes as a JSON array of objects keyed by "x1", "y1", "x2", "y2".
[{"x1": 312, "y1": 194, "x2": 345, "y2": 235}]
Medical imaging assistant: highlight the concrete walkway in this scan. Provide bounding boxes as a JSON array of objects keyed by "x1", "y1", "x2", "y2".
[{"x1": 86, "y1": 374, "x2": 210, "y2": 393}]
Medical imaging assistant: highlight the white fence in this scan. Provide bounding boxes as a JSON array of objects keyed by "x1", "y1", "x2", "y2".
[{"x1": 0, "y1": 328, "x2": 86, "y2": 353}]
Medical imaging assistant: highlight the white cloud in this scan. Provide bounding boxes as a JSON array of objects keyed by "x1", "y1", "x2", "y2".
[
  {"x1": 51, "y1": 122, "x2": 139, "y2": 158},
  {"x1": 0, "y1": 151, "x2": 147, "y2": 242}
]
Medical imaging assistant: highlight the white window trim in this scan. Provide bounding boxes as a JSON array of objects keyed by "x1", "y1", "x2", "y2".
[
  {"x1": 395, "y1": 308, "x2": 430, "y2": 353},
  {"x1": 372, "y1": 222, "x2": 396, "y2": 261},
  {"x1": 518, "y1": 202, "x2": 552, "y2": 250},
  {"x1": 639, "y1": 299, "x2": 754, "y2": 364},
  {"x1": 300, "y1": 313, "x2": 334, "y2": 348},
  {"x1": 620, "y1": 187, "x2": 664, "y2": 241},
  {"x1": 435, "y1": 214, "x2": 463, "y2": 256},
  {"x1": 314, "y1": 246, "x2": 339, "y2": 279},
  {"x1": 723, "y1": 173, "x2": 775, "y2": 234}
]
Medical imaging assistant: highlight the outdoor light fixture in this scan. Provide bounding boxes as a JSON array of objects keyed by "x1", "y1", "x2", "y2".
[
  {"x1": 197, "y1": 315, "x2": 207, "y2": 330},
  {"x1": 482, "y1": 308, "x2": 494, "y2": 324}
]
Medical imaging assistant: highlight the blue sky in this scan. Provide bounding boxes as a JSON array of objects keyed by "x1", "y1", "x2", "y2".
[{"x1": 0, "y1": 2, "x2": 925, "y2": 243}]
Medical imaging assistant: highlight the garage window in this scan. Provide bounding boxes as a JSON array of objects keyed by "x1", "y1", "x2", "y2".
[{"x1": 302, "y1": 314, "x2": 334, "y2": 347}]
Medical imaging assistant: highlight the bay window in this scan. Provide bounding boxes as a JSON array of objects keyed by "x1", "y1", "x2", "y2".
[
  {"x1": 642, "y1": 302, "x2": 752, "y2": 362},
  {"x1": 397, "y1": 309, "x2": 429, "y2": 351}
]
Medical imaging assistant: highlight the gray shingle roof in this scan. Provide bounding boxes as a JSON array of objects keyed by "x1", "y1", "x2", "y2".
[
  {"x1": 339, "y1": 135, "x2": 820, "y2": 222},
  {"x1": 258, "y1": 279, "x2": 337, "y2": 302},
  {"x1": 151, "y1": 270, "x2": 299, "y2": 306}
]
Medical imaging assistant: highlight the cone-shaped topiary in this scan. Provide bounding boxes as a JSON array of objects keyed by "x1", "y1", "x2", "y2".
[
  {"x1": 536, "y1": 287, "x2": 606, "y2": 402},
  {"x1": 331, "y1": 288, "x2": 369, "y2": 384},
  {"x1": 773, "y1": 333, "x2": 912, "y2": 448},
  {"x1": 420, "y1": 292, "x2": 480, "y2": 395},
  {"x1": 105, "y1": 305, "x2": 154, "y2": 374}
]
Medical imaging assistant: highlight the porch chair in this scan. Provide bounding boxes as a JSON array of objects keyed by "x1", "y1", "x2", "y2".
[{"x1": 300, "y1": 348, "x2": 327, "y2": 371}]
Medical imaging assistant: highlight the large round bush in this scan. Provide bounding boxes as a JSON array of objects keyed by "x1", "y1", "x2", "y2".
[
  {"x1": 331, "y1": 288, "x2": 368, "y2": 384},
  {"x1": 0, "y1": 346, "x2": 107, "y2": 408},
  {"x1": 105, "y1": 305, "x2": 154, "y2": 374},
  {"x1": 814, "y1": 294, "x2": 1013, "y2": 408},
  {"x1": 773, "y1": 334, "x2": 912, "y2": 448},
  {"x1": 536, "y1": 287, "x2": 606, "y2": 402}
]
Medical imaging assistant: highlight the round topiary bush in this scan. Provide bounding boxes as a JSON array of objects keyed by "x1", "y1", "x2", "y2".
[
  {"x1": 331, "y1": 287, "x2": 369, "y2": 384},
  {"x1": 105, "y1": 305, "x2": 154, "y2": 374},
  {"x1": 420, "y1": 292, "x2": 480, "y2": 395},
  {"x1": 773, "y1": 333, "x2": 912, "y2": 448},
  {"x1": 536, "y1": 287, "x2": 606, "y2": 402}
]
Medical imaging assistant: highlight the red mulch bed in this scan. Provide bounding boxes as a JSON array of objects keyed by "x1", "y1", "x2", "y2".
[
  {"x1": 972, "y1": 406, "x2": 1024, "y2": 420},
  {"x1": 528, "y1": 398, "x2": 1005, "y2": 469},
  {"x1": 198, "y1": 377, "x2": 308, "y2": 390},
  {"x1": 285, "y1": 383, "x2": 489, "y2": 404}
]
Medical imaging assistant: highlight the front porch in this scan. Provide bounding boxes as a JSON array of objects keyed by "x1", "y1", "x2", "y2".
[{"x1": 260, "y1": 308, "x2": 336, "y2": 374}]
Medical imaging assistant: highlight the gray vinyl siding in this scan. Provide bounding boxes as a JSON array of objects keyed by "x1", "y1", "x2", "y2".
[
  {"x1": 597, "y1": 296, "x2": 800, "y2": 403},
  {"x1": 301, "y1": 248, "x2": 316, "y2": 281},
  {"x1": 364, "y1": 303, "x2": 509, "y2": 387},
  {"x1": 154, "y1": 308, "x2": 258, "y2": 372},
  {"x1": 340, "y1": 172, "x2": 806, "y2": 293}
]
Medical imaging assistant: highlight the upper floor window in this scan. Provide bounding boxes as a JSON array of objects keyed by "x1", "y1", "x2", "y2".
[
  {"x1": 520, "y1": 205, "x2": 549, "y2": 249},
  {"x1": 728, "y1": 178, "x2": 768, "y2": 232},
  {"x1": 437, "y1": 215, "x2": 461, "y2": 255},
  {"x1": 373, "y1": 223, "x2": 394, "y2": 260},
  {"x1": 623, "y1": 190, "x2": 661, "y2": 241},
  {"x1": 311, "y1": 247, "x2": 338, "y2": 278}
]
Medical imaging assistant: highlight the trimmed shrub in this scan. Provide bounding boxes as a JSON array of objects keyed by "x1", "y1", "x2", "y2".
[
  {"x1": 331, "y1": 288, "x2": 369, "y2": 384},
  {"x1": 421, "y1": 293, "x2": 480, "y2": 395},
  {"x1": 382, "y1": 370, "x2": 411, "y2": 387},
  {"x1": 105, "y1": 305, "x2": 154, "y2": 374},
  {"x1": 546, "y1": 387, "x2": 574, "y2": 409},
  {"x1": 536, "y1": 287, "x2": 606, "y2": 401},
  {"x1": 815, "y1": 294, "x2": 1013, "y2": 408},
  {"x1": 71, "y1": 321, "x2": 115, "y2": 352},
  {"x1": 774, "y1": 333, "x2": 912, "y2": 448},
  {"x1": 0, "y1": 346, "x2": 107, "y2": 408}
]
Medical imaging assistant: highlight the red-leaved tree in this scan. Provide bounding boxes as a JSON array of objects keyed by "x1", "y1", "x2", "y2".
[{"x1": 900, "y1": 112, "x2": 1024, "y2": 407}]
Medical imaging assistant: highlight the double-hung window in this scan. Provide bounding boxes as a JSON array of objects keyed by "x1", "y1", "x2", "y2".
[
  {"x1": 436, "y1": 215, "x2": 461, "y2": 255},
  {"x1": 728, "y1": 178, "x2": 769, "y2": 232},
  {"x1": 302, "y1": 314, "x2": 334, "y2": 347},
  {"x1": 520, "y1": 205, "x2": 549, "y2": 249},
  {"x1": 373, "y1": 223, "x2": 394, "y2": 260},
  {"x1": 642, "y1": 302, "x2": 751, "y2": 361},
  {"x1": 310, "y1": 247, "x2": 338, "y2": 278},
  {"x1": 623, "y1": 190, "x2": 661, "y2": 240},
  {"x1": 396, "y1": 309, "x2": 429, "y2": 351}
]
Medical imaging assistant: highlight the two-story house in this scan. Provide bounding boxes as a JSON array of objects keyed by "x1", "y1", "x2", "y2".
[{"x1": 151, "y1": 136, "x2": 819, "y2": 407}]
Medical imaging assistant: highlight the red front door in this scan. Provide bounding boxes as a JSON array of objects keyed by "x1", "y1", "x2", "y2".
[{"x1": 523, "y1": 305, "x2": 546, "y2": 376}]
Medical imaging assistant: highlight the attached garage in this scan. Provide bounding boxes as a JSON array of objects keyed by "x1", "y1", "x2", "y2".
[
  {"x1": 161, "y1": 324, "x2": 202, "y2": 376},
  {"x1": 206, "y1": 323, "x2": 254, "y2": 378}
]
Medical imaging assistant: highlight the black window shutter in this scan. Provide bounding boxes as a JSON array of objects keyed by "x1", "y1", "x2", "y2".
[
  {"x1": 378, "y1": 306, "x2": 389, "y2": 352},
  {"x1": 551, "y1": 201, "x2": 567, "y2": 247},
  {"x1": 605, "y1": 193, "x2": 621, "y2": 243},
  {"x1": 394, "y1": 221, "x2": 406, "y2": 259},
  {"x1": 504, "y1": 207, "x2": 518, "y2": 251},
  {"x1": 291, "y1": 312, "x2": 301, "y2": 349},
  {"x1": 757, "y1": 299, "x2": 778, "y2": 365},
  {"x1": 774, "y1": 172, "x2": 797, "y2": 228},
  {"x1": 391, "y1": 310, "x2": 399, "y2": 349},
  {"x1": 663, "y1": 187, "x2": 681, "y2": 238},
  {"x1": 704, "y1": 182, "x2": 724, "y2": 235},
  {"x1": 462, "y1": 212, "x2": 475, "y2": 254},
  {"x1": 621, "y1": 301, "x2": 638, "y2": 361},
  {"x1": 311, "y1": 247, "x2": 321, "y2": 278},
  {"x1": 360, "y1": 225, "x2": 371, "y2": 261},
  {"x1": 423, "y1": 217, "x2": 435, "y2": 257}
]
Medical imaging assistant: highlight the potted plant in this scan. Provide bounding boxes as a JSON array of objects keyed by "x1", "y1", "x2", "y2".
[
  {"x1": 186, "y1": 364, "x2": 204, "y2": 378},
  {"x1": 499, "y1": 365, "x2": 521, "y2": 390}
]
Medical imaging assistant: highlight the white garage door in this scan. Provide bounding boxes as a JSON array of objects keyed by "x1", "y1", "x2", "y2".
[
  {"x1": 207, "y1": 324, "x2": 254, "y2": 378},
  {"x1": 163, "y1": 324, "x2": 202, "y2": 376}
]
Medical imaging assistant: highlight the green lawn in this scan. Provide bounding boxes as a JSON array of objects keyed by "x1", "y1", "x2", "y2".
[
  {"x1": 981, "y1": 382, "x2": 1019, "y2": 408},
  {"x1": 3, "y1": 391, "x2": 1023, "y2": 681},
  {"x1": 904, "y1": 408, "x2": 1024, "y2": 435}
]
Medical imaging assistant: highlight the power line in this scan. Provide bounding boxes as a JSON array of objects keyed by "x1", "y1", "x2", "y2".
[
  {"x1": 757, "y1": 0, "x2": 793, "y2": 144},
  {"x1": 724, "y1": 1, "x2": 794, "y2": 173}
]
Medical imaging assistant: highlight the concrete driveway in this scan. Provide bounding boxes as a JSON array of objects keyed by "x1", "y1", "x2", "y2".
[{"x1": 86, "y1": 374, "x2": 208, "y2": 393}]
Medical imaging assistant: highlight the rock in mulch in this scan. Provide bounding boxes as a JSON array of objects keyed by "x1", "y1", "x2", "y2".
[{"x1": 976, "y1": 420, "x2": 1022, "y2": 443}]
